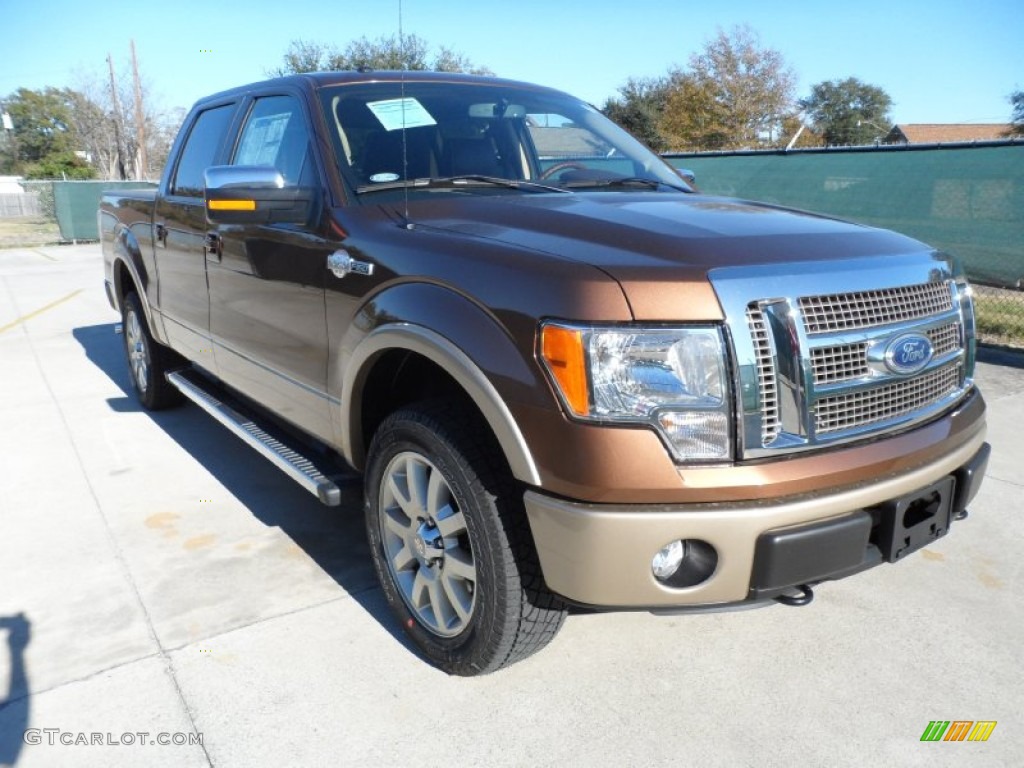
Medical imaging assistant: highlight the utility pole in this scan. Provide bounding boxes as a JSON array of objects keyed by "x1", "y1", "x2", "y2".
[
  {"x1": 107, "y1": 53, "x2": 127, "y2": 179},
  {"x1": 130, "y1": 40, "x2": 148, "y2": 180}
]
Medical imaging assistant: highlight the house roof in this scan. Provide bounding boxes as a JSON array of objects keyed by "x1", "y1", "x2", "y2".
[{"x1": 886, "y1": 123, "x2": 1013, "y2": 143}]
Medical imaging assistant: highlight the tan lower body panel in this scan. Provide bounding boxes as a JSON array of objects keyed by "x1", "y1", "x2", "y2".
[{"x1": 524, "y1": 430, "x2": 986, "y2": 608}]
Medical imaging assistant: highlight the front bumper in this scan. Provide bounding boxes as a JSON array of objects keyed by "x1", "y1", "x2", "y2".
[{"x1": 524, "y1": 435, "x2": 989, "y2": 609}]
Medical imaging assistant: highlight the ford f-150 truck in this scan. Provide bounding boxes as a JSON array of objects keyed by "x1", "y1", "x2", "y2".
[{"x1": 101, "y1": 71, "x2": 989, "y2": 675}]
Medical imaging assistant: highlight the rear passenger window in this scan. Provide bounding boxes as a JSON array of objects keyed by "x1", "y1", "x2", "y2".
[
  {"x1": 233, "y1": 95, "x2": 314, "y2": 187},
  {"x1": 170, "y1": 104, "x2": 235, "y2": 198}
]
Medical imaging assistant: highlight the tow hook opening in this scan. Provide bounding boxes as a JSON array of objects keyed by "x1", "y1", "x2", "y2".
[
  {"x1": 903, "y1": 491, "x2": 941, "y2": 529},
  {"x1": 774, "y1": 584, "x2": 814, "y2": 607}
]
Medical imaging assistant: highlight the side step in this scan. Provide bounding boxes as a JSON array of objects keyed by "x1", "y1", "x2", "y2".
[{"x1": 166, "y1": 370, "x2": 343, "y2": 506}]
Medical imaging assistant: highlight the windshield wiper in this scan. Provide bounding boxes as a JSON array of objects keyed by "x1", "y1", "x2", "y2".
[
  {"x1": 356, "y1": 175, "x2": 568, "y2": 195},
  {"x1": 562, "y1": 177, "x2": 690, "y2": 192}
]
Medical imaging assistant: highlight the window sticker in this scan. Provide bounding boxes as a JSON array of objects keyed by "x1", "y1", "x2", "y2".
[
  {"x1": 369, "y1": 172, "x2": 401, "y2": 183},
  {"x1": 367, "y1": 98, "x2": 437, "y2": 132},
  {"x1": 236, "y1": 112, "x2": 292, "y2": 165}
]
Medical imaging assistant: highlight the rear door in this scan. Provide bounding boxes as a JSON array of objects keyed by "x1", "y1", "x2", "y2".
[
  {"x1": 154, "y1": 102, "x2": 236, "y2": 364},
  {"x1": 207, "y1": 92, "x2": 336, "y2": 443}
]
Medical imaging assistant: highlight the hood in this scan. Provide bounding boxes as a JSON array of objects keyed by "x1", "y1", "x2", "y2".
[{"x1": 405, "y1": 192, "x2": 932, "y2": 320}]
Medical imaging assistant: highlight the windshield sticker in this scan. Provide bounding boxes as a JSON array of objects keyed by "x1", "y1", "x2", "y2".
[
  {"x1": 369, "y1": 172, "x2": 400, "y2": 183},
  {"x1": 366, "y1": 98, "x2": 437, "y2": 132}
]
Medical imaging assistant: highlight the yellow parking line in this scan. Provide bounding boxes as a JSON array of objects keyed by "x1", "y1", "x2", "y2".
[{"x1": 0, "y1": 289, "x2": 83, "y2": 335}]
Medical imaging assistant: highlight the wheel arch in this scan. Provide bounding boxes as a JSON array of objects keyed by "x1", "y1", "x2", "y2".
[
  {"x1": 110, "y1": 224, "x2": 166, "y2": 344},
  {"x1": 341, "y1": 324, "x2": 541, "y2": 487}
]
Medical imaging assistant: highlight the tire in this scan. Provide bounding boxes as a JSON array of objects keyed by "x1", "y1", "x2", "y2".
[
  {"x1": 121, "y1": 291, "x2": 184, "y2": 410},
  {"x1": 365, "y1": 401, "x2": 566, "y2": 675}
]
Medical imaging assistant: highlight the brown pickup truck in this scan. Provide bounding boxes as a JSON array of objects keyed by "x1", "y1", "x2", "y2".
[{"x1": 101, "y1": 71, "x2": 989, "y2": 675}]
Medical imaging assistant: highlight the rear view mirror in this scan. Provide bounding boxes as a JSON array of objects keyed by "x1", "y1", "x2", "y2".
[
  {"x1": 468, "y1": 103, "x2": 526, "y2": 119},
  {"x1": 204, "y1": 165, "x2": 315, "y2": 225}
]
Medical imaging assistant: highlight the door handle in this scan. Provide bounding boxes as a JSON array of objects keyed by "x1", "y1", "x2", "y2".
[
  {"x1": 205, "y1": 232, "x2": 222, "y2": 261},
  {"x1": 155, "y1": 223, "x2": 168, "y2": 247}
]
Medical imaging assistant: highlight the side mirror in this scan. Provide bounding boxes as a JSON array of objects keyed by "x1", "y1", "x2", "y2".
[
  {"x1": 204, "y1": 165, "x2": 315, "y2": 225},
  {"x1": 675, "y1": 167, "x2": 697, "y2": 187}
]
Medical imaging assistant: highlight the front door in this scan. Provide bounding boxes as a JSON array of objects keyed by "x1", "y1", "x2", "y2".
[{"x1": 207, "y1": 93, "x2": 336, "y2": 443}]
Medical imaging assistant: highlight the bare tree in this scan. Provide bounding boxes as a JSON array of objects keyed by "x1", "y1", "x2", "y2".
[{"x1": 74, "y1": 51, "x2": 182, "y2": 180}]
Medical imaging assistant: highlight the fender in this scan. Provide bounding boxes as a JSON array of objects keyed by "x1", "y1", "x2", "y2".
[
  {"x1": 334, "y1": 282, "x2": 549, "y2": 486},
  {"x1": 110, "y1": 222, "x2": 169, "y2": 344}
]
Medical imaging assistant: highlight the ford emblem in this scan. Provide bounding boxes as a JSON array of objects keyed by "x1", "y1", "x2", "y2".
[{"x1": 884, "y1": 333, "x2": 934, "y2": 375}]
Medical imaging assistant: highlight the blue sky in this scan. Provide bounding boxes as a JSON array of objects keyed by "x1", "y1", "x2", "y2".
[{"x1": 3, "y1": 0, "x2": 1022, "y2": 125}]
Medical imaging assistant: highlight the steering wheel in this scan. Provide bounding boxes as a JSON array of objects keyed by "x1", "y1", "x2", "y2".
[{"x1": 539, "y1": 162, "x2": 587, "y2": 180}]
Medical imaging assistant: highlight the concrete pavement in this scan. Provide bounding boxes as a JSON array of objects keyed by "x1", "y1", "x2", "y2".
[{"x1": 1, "y1": 243, "x2": 1021, "y2": 767}]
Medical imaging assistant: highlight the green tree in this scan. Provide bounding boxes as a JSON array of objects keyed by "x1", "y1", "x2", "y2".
[
  {"x1": 24, "y1": 150, "x2": 94, "y2": 179},
  {"x1": 602, "y1": 77, "x2": 673, "y2": 151},
  {"x1": 659, "y1": 26, "x2": 796, "y2": 150},
  {"x1": 3, "y1": 87, "x2": 76, "y2": 164},
  {"x1": 270, "y1": 35, "x2": 491, "y2": 76},
  {"x1": 799, "y1": 78, "x2": 893, "y2": 145},
  {"x1": 1010, "y1": 90, "x2": 1024, "y2": 136},
  {"x1": 0, "y1": 87, "x2": 95, "y2": 177}
]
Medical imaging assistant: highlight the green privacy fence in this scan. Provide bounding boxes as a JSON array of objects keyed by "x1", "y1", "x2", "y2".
[
  {"x1": 50, "y1": 180, "x2": 157, "y2": 241},
  {"x1": 665, "y1": 142, "x2": 1024, "y2": 347}
]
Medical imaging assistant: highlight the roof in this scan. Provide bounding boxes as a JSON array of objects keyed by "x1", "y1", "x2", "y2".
[
  {"x1": 198, "y1": 70, "x2": 558, "y2": 108},
  {"x1": 885, "y1": 123, "x2": 1013, "y2": 144}
]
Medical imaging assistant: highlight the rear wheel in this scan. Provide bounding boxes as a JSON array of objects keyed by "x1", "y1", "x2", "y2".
[
  {"x1": 365, "y1": 401, "x2": 566, "y2": 675},
  {"x1": 122, "y1": 291, "x2": 183, "y2": 410}
]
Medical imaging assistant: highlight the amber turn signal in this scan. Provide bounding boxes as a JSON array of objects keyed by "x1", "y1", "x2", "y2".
[
  {"x1": 208, "y1": 199, "x2": 256, "y2": 211},
  {"x1": 540, "y1": 325, "x2": 589, "y2": 416}
]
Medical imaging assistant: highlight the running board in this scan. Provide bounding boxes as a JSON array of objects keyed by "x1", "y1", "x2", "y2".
[{"x1": 166, "y1": 370, "x2": 342, "y2": 506}]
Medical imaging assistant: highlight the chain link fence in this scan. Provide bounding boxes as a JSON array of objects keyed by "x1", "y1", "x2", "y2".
[
  {"x1": 17, "y1": 179, "x2": 56, "y2": 219},
  {"x1": 666, "y1": 140, "x2": 1024, "y2": 348}
]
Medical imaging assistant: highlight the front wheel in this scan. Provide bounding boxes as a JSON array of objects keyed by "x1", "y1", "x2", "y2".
[{"x1": 365, "y1": 402, "x2": 566, "y2": 675}]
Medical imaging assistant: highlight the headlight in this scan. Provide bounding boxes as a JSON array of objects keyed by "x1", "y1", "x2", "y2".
[{"x1": 540, "y1": 323, "x2": 732, "y2": 461}]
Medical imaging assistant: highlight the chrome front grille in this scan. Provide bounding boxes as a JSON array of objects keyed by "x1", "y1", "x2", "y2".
[
  {"x1": 746, "y1": 305, "x2": 781, "y2": 443},
  {"x1": 799, "y1": 281, "x2": 953, "y2": 335},
  {"x1": 711, "y1": 255, "x2": 972, "y2": 460},
  {"x1": 815, "y1": 363, "x2": 962, "y2": 434},
  {"x1": 810, "y1": 321, "x2": 962, "y2": 385},
  {"x1": 811, "y1": 342, "x2": 870, "y2": 384},
  {"x1": 929, "y1": 322, "x2": 961, "y2": 357}
]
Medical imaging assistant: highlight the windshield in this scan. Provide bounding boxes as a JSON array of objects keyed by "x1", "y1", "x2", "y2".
[{"x1": 317, "y1": 80, "x2": 690, "y2": 197}]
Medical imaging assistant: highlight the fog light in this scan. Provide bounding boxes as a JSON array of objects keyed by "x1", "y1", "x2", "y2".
[
  {"x1": 651, "y1": 539, "x2": 719, "y2": 588},
  {"x1": 652, "y1": 540, "x2": 686, "y2": 581}
]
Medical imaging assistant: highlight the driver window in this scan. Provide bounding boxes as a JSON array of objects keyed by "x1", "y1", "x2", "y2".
[{"x1": 234, "y1": 95, "x2": 314, "y2": 186}]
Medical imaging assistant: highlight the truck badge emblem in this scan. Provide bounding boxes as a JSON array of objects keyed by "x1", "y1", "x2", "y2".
[
  {"x1": 328, "y1": 250, "x2": 374, "y2": 279},
  {"x1": 884, "y1": 333, "x2": 934, "y2": 374}
]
